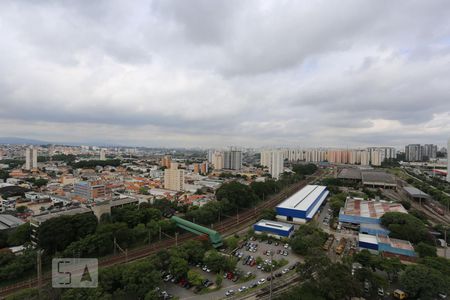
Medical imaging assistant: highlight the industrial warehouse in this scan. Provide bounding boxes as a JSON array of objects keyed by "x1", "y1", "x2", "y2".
[
  {"x1": 358, "y1": 233, "x2": 416, "y2": 260},
  {"x1": 276, "y1": 185, "x2": 329, "y2": 223},
  {"x1": 253, "y1": 219, "x2": 294, "y2": 239},
  {"x1": 339, "y1": 197, "x2": 407, "y2": 225}
]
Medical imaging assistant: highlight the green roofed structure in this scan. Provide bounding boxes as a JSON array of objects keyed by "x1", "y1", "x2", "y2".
[{"x1": 171, "y1": 216, "x2": 223, "y2": 248}]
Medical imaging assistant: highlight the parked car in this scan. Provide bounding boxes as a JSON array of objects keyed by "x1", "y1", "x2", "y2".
[
  {"x1": 225, "y1": 290, "x2": 235, "y2": 296},
  {"x1": 257, "y1": 278, "x2": 266, "y2": 285}
]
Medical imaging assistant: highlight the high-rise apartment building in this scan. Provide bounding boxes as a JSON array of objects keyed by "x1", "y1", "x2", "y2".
[
  {"x1": 360, "y1": 150, "x2": 370, "y2": 166},
  {"x1": 160, "y1": 155, "x2": 172, "y2": 168},
  {"x1": 405, "y1": 144, "x2": 423, "y2": 161},
  {"x1": 224, "y1": 150, "x2": 242, "y2": 170},
  {"x1": 269, "y1": 150, "x2": 284, "y2": 179},
  {"x1": 212, "y1": 152, "x2": 224, "y2": 170},
  {"x1": 99, "y1": 148, "x2": 106, "y2": 160},
  {"x1": 164, "y1": 163, "x2": 185, "y2": 191},
  {"x1": 200, "y1": 161, "x2": 208, "y2": 174},
  {"x1": 260, "y1": 150, "x2": 272, "y2": 167},
  {"x1": 447, "y1": 139, "x2": 450, "y2": 183},
  {"x1": 260, "y1": 150, "x2": 284, "y2": 179},
  {"x1": 25, "y1": 146, "x2": 38, "y2": 170},
  {"x1": 207, "y1": 150, "x2": 214, "y2": 163},
  {"x1": 287, "y1": 149, "x2": 304, "y2": 162},
  {"x1": 422, "y1": 144, "x2": 437, "y2": 160}
]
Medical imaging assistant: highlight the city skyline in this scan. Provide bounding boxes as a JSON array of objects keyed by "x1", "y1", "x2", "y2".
[{"x1": 1, "y1": 1, "x2": 450, "y2": 147}]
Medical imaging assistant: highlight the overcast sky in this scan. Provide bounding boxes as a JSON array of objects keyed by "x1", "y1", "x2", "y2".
[{"x1": 1, "y1": 1, "x2": 450, "y2": 148}]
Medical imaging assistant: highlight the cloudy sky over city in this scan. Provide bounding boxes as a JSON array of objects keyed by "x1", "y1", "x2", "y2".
[{"x1": 1, "y1": 0, "x2": 450, "y2": 148}]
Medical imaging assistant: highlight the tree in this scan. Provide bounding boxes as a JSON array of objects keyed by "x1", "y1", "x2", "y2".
[
  {"x1": 224, "y1": 236, "x2": 239, "y2": 250},
  {"x1": 250, "y1": 180, "x2": 278, "y2": 200},
  {"x1": 169, "y1": 256, "x2": 189, "y2": 278},
  {"x1": 290, "y1": 224, "x2": 328, "y2": 256},
  {"x1": 34, "y1": 178, "x2": 48, "y2": 188},
  {"x1": 380, "y1": 212, "x2": 430, "y2": 244},
  {"x1": 0, "y1": 170, "x2": 10, "y2": 181},
  {"x1": 216, "y1": 181, "x2": 259, "y2": 209},
  {"x1": 400, "y1": 264, "x2": 450, "y2": 299},
  {"x1": 259, "y1": 208, "x2": 277, "y2": 220},
  {"x1": 203, "y1": 250, "x2": 237, "y2": 273},
  {"x1": 37, "y1": 213, "x2": 97, "y2": 254},
  {"x1": 415, "y1": 242, "x2": 437, "y2": 258},
  {"x1": 215, "y1": 273, "x2": 223, "y2": 287},
  {"x1": 7, "y1": 223, "x2": 31, "y2": 246},
  {"x1": 292, "y1": 164, "x2": 318, "y2": 176},
  {"x1": 121, "y1": 260, "x2": 161, "y2": 298},
  {"x1": 187, "y1": 270, "x2": 203, "y2": 286},
  {"x1": 317, "y1": 263, "x2": 362, "y2": 300},
  {"x1": 139, "y1": 187, "x2": 149, "y2": 195}
]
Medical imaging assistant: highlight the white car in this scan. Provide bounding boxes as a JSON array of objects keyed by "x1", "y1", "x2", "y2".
[
  {"x1": 258, "y1": 278, "x2": 266, "y2": 285},
  {"x1": 225, "y1": 290, "x2": 235, "y2": 296},
  {"x1": 281, "y1": 268, "x2": 289, "y2": 274},
  {"x1": 238, "y1": 286, "x2": 247, "y2": 292}
]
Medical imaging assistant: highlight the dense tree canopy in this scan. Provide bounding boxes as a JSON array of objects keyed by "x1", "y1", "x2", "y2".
[
  {"x1": 380, "y1": 212, "x2": 430, "y2": 244},
  {"x1": 216, "y1": 181, "x2": 259, "y2": 208},
  {"x1": 400, "y1": 264, "x2": 450, "y2": 299},
  {"x1": 38, "y1": 213, "x2": 98, "y2": 254},
  {"x1": 415, "y1": 242, "x2": 437, "y2": 258},
  {"x1": 72, "y1": 159, "x2": 121, "y2": 169},
  {"x1": 290, "y1": 224, "x2": 328, "y2": 256},
  {"x1": 7, "y1": 223, "x2": 31, "y2": 246}
]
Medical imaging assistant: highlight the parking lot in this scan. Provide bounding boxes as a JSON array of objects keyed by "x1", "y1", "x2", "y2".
[{"x1": 158, "y1": 237, "x2": 302, "y2": 299}]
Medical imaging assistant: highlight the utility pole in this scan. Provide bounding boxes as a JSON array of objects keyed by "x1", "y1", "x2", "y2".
[
  {"x1": 175, "y1": 232, "x2": 178, "y2": 247},
  {"x1": 269, "y1": 251, "x2": 273, "y2": 300},
  {"x1": 445, "y1": 227, "x2": 448, "y2": 259},
  {"x1": 114, "y1": 238, "x2": 127, "y2": 263},
  {"x1": 159, "y1": 226, "x2": 162, "y2": 241},
  {"x1": 37, "y1": 249, "x2": 43, "y2": 300},
  {"x1": 236, "y1": 207, "x2": 239, "y2": 225}
]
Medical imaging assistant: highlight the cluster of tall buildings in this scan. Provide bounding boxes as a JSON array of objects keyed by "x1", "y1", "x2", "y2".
[
  {"x1": 263, "y1": 147, "x2": 396, "y2": 167},
  {"x1": 260, "y1": 150, "x2": 284, "y2": 179},
  {"x1": 405, "y1": 144, "x2": 438, "y2": 161},
  {"x1": 208, "y1": 149, "x2": 242, "y2": 171}
]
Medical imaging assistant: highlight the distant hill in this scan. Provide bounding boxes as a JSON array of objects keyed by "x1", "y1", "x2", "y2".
[{"x1": 0, "y1": 137, "x2": 50, "y2": 145}]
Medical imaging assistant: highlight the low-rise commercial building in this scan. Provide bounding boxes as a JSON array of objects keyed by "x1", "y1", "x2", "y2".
[
  {"x1": 0, "y1": 214, "x2": 25, "y2": 231},
  {"x1": 253, "y1": 219, "x2": 294, "y2": 239},
  {"x1": 358, "y1": 233, "x2": 416, "y2": 260}
]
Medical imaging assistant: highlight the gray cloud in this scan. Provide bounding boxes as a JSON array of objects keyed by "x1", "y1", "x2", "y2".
[{"x1": 0, "y1": 0, "x2": 450, "y2": 147}]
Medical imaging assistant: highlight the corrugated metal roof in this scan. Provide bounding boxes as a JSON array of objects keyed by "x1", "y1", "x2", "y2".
[
  {"x1": 277, "y1": 185, "x2": 327, "y2": 211},
  {"x1": 256, "y1": 219, "x2": 293, "y2": 231},
  {"x1": 343, "y1": 198, "x2": 407, "y2": 219}
]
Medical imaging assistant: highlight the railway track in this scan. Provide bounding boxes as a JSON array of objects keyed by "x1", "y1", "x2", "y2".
[{"x1": 0, "y1": 171, "x2": 322, "y2": 298}]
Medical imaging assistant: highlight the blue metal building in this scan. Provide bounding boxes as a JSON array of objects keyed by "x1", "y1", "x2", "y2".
[
  {"x1": 276, "y1": 185, "x2": 329, "y2": 223},
  {"x1": 253, "y1": 219, "x2": 294, "y2": 238}
]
